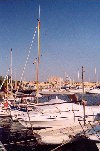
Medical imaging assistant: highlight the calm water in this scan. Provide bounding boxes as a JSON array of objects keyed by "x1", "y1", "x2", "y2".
[{"x1": 0, "y1": 94, "x2": 100, "y2": 151}]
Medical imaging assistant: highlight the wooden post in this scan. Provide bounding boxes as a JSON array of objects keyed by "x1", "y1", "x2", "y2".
[{"x1": 83, "y1": 102, "x2": 85, "y2": 126}]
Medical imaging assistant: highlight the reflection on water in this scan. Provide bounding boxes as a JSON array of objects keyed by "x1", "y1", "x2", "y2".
[
  {"x1": 39, "y1": 94, "x2": 100, "y2": 106},
  {"x1": 76, "y1": 94, "x2": 100, "y2": 106}
]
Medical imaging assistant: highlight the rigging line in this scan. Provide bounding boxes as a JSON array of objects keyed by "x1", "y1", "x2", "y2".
[
  {"x1": 0, "y1": 68, "x2": 10, "y2": 90},
  {"x1": 78, "y1": 121, "x2": 86, "y2": 136},
  {"x1": 51, "y1": 121, "x2": 96, "y2": 151},
  {"x1": 51, "y1": 138, "x2": 72, "y2": 151},
  {"x1": 19, "y1": 25, "x2": 37, "y2": 132},
  {"x1": 20, "y1": 26, "x2": 37, "y2": 83},
  {"x1": 88, "y1": 121, "x2": 100, "y2": 140}
]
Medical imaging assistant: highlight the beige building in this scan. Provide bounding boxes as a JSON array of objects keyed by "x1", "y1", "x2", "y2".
[{"x1": 48, "y1": 76, "x2": 64, "y2": 88}]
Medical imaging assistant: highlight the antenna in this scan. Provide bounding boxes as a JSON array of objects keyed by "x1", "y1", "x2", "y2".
[{"x1": 39, "y1": 5, "x2": 40, "y2": 20}]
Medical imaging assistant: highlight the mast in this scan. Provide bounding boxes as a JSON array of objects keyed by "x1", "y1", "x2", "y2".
[
  {"x1": 36, "y1": 5, "x2": 40, "y2": 103},
  {"x1": 15, "y1": 69, "x2": 17, "y2": 90},
  {"x1": 7, "y1": 75, "x2": 8, "y2": 99},
  {"x1": 10, "y1": 48, "x2": 13, "y2": 94},
  {"x1": 82, "y1": 66, "x2": 84, "y2": 94},
  {"x1": 78, "y1": 69, "x2": 79, "y2": 81},
  {"x1": 94, "y1": 67, "x2": 97, "y2": 84},
  {"x1": 38, "y1": 5, "x2": 40, "y2": 63},
  {"x1": 81, "y1": 66, "x2": 86, "y2": 126}
]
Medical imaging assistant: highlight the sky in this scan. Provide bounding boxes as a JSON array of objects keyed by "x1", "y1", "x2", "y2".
[{"x1": 0, "y1": 0, "x2": 100, "y2": 82}]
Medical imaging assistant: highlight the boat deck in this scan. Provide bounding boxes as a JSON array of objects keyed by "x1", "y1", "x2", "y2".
[{"x1": 33, "y1": 122, "x2": 93, "y2": 145}]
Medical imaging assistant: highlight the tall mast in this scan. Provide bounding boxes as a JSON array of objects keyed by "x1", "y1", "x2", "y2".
[
  {"x1": 36, "y1": 5, "x2": 40, "y2": 103},
  {"x1": 38, "y1": 5, "x2": 40, "y2": 63},
  {"x1": 7, "y1": 75, "x2": 8, "y2": 99},
  {"x1": 15, "y1": 69, "x2": 17, "y2": 90},
  {"x1": 81, "y1": 66, "x2": 86, "y2": 126},
  {"x1": 82, "y1": 66, "x2": 84, "y2": 94},
  {"x1": 11, "y1": 48, "x2": 12, "y2": 94},
  {"x1": 78, "y1": 69, "x2": 79, "y2": 81},
  {"x1": 94, "y1": 67, "x2": 97, "y2": 84}
]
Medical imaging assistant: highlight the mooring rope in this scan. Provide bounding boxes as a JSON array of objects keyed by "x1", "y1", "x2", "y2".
[
  {"x1": 51, "y1": 120, "x2": 100, "y2": 151},
  {"x1": 88, "y1": 121, "x2": 100, "y2": 140}
]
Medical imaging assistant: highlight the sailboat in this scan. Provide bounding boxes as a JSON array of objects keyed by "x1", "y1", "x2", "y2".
[
  {"x1": 18, "y1": 94, "x2": 100, "y2": 128},
  {"x1": 18, "y1": 8, "x2": 100, "y2": 131},
  {"x1": 87, "y1": 88, "x2": 100, "y2": 94}
]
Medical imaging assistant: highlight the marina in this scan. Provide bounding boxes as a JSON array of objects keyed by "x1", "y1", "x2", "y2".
[
  {"x1": 0, "y1": 94, "x2": 100, "y2": 150},
  {"x1": 0, "y1": 0, "x2": 100, "y2": 150}
]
